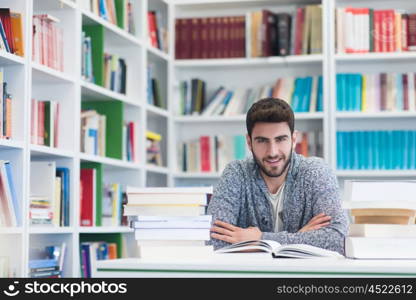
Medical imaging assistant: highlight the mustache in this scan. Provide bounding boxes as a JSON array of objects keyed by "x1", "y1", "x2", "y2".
[{"x1": 264, "y1": 156, "x2": 282, "y2": 160}]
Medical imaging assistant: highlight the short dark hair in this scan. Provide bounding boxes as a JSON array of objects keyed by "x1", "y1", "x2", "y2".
[{"x1": 246, "y1": 98, "x2": 294, "y2": 137}]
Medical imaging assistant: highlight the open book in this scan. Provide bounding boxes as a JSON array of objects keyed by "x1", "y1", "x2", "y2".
[{"x1": 215, "y1": 240, "x2": 344, "y2": 259}]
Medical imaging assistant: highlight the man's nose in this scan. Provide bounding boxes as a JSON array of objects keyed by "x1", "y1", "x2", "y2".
[{"x1": 267, "y1": 141, "x2": 279, "y2": 156}]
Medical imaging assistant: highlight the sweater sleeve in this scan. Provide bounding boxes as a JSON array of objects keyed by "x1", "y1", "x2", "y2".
[
  {"x1": 206, "y1": 162, "x2": 243, "y2": 249},
  {"x1": 262, "y1": 161, "x2": 349, "y2": 255}
]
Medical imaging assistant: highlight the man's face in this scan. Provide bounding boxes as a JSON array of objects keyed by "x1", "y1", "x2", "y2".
[{"x1": 247, "y1": 122, "x2": 296, "y2": 178}]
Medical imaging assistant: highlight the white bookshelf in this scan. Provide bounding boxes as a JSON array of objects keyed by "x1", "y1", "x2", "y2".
[{"x1": 0, "y1": 0, "x2": 171, "y2": 278}]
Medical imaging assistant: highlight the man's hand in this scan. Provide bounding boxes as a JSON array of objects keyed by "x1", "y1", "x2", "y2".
[
  {"x1": 298, "y1": 213, "x2": 331, "y2": 233},
  {"x1": 210, "y1": 220, "x2": 262, "y2": 244}
]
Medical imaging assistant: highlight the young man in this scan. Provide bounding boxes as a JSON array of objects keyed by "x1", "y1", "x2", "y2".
[{"x1": 208, "y1": 98, "x2": 348, "y2": 254}]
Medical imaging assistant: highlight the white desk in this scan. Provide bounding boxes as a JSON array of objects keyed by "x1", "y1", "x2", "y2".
[{"x1": 94, "y1": 254, "x2": 416, "y2": 277}]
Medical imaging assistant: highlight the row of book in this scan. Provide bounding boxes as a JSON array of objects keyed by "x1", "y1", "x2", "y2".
[
  {"x1": 148, "y1": 11, "x2": 168, "y2": 53},
  {"x1": 295, "y1": 131, "x2": 323, "y2": 158},
  {"x1": 30, "y1": 99, "x2": 60, "y2": 147},
  {"x1": 174, "y1": 4, "x2": 322, "y2": 59},
  {"x1": 122, "y1": 121, "x2": 138, "y2": 163},
  {"x1": 81, "y1": 32, "x2": 94, "y2": 83},
  {"x1": 29, "y1": 243, "x2": 66, "y2": 278},
  {"x1": 29, "y1": 162, "x2": 70, "y2": 227},
  {"x1": 81, "y1": 110, "x2": 106, "y2": 157},
  {"x1": 80, "y1": 163, "x2": 128, "y2": 227},
  {"x1": 126, "y1": 187, "x2": 213, "y2": 259},
  {"x1": 0, "y1": 8, "x2": 24, "y2": 56},
  {"x1": 336, "y1": 8, "x2": 416, "y2": 54},
  {"x1": 81, "y1": 0, "x2": 135, "y2": 34},
  {"x1": 147, "y1": 64, "x2": 165, "y2": 109},
  {"x1": 177, "y1": 76, "x2": 323, "y2": 116},
  {"x1": 103, "y1": 53, "x2": 127, "y2": 94},
  {"x1": 337, "y1": 73, "x2": 416, "y2": 112},
  {"x1": 336, "y1": 130, "x2": 416, "y2": 170},
  {"x1": 0, "y1": 160, "x2": 20, "y2": 227},
  {"x1": 177, "y1": 135, "x2": 248, "y2": 173},
  {"x1": 343, "y1": 180, "x2": 416, "y2": 259},
  {"x1": 32, "y1": 14, "x2": 64, "y2": 72},
  {"x1": 146, "y1": 130, "x2": 163, "y2": 167},
  {"x1": 80, "y1": 241, "x2": 119, "y2": 278},
  {"x1": 0, "y1": 69, "x2": 12, "y2": 139}
]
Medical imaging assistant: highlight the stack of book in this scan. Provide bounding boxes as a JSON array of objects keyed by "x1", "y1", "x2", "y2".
[
  {"x1": 32, "y1": 14, "x2": 64, "y2": 71},
  {"x1": 343, "y1": 180, "x2": 416, "y2": 259},
  {"x1": 30, "y1": 162, "x2": 70, "y2": 227},
  {"x1": 177, "y1": 76, "x2": 323, "y2": 116},
  {"x1": 0, "y1": 8, "x2": 24, "y2": 57},
  {"x1": 336, "y1": 130, "x2": 416, "y2": 170},
  {"x1": 30, "y1": 99, "x2": 60, "y2": 147},
  {"x1": 336, "y1": 7, "x2": 416, "y2": 54},
  {"x1": 125, "y1": 187, "x2": 214, "y2": 259},
  {"x1": 29, "y1": 243, "x2": 66, "y2": 278}
]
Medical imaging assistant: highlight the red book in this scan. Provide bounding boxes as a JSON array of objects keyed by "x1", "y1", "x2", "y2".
[
  {"x1": 208, "y1": 17, "x2": 216, "y2": 58},
  {"x1": 147, "y1": 12, "x2": 158, "y2": 48},
  {"x1": 374, "y1": 10, "x2": 382, "y2": 52},
  {"x1": 0, "y1": 9, "x2": 15, "y2": 53},
  {"x1": 403, "y1": 74, "x2": 409, "y2": 111},
  {"x1": 380, "y1": 73, "x2": 387, "y2": 111},
  {"x1": 191, "y1": 18, "x2": 201, "y2": 58},
  {"x1": 200, "y1": 136, "x2": 211, "y2": 172},
  {"x1": 201, "y1": 18, "x2": 209, "y2": 59},
  {"x1": 215, "y1": 17, "x2": 222, "y2": 58},
  {"x1": 408, "y1": 14, "x2": 416, "y2": 51},
  {"x1": 175, "y1": 19, "x2": 182, "y2": 59},
  {"x1": 402, "y1": 14, "x2": 409, "y2": 51},
  {"x1": 294, "y1": 7, "x2": 304, "y2": 55},
  {"x1": 182, "y1": 19, "x2": 192, "y2": 58},
  {"x1": 238, "y1": 16, "x2": 246, "y2": 57},
  {"x1": 80, "y1": 169, "x2": 95, "y2": 227},
  {"x1": 128, "y1": 122, "x2": 135, "y2": 162},
  {"x1": 385, "y1": 10, "x2": 395, "y2": 52}
]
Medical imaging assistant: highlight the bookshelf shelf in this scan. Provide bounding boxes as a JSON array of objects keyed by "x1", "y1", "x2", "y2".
[
  {"x1": 79, "y1": 152, "x2": 142, "y2": 170},
  {"x1": 145, "y1": 164, "x2": 170, "y2": 174},
  {"x1": 147, "y1": 44, "x2": 171, "y2": 62},
  {"x1": 28, "y1": 227, "x2": 75, "y2": 234},
  {"x1": 0, "y1": 139, "x2": 25, "y2": 150},
  {"x1": 81, "y1": 10, "x2": 143, "y2": 47},
  {"x1": 335, "y1": 52, "x2": 416, "y2": 62},
  {"x1": 32, "y1": 63, "x2": 76, "y2": 84},
  {"x1": 81, "y1": 81, "x2": 132, "y2": 104},
  {"x1": 174, "y1": 172, "x2": 221, "y2": 178},
  {"x1": 146, "y1": 104, "x2": 170, "y2": 118},
  {"x1": 35, "y1": 0, "x2": 77, "y2": 10},
  {"x1": 336, "y1": 112, "x2": 416, "y2": 119},
  {"x1": 0, "y1": 51, "x2": 25, "y2": 65},
  {"x1": 0, "y1": 227, "x2": 23, "y2": 234},
  {"x1": 30, "y1": 144, "x2": 75, "y2": 158},
  {"x1": 78, "y1": 227, "x2": 133, "y2": 233},
  {"x1": 335, "y1": 170, "x2": 416, "y2": 178},
  {"x1": 174, "y1": 54, "x2": 323, "y2": 68}
]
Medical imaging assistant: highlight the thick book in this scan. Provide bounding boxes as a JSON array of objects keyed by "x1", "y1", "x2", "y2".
[
  {"x1": 216, "y1": 240, "x2": 343, "y2": 259},
  {"x1": 348, "y1": 224, "x2": 416, "y2": 238},
  {"x1": 345, "y1": 237, "x2": 416, "y2": 259}
]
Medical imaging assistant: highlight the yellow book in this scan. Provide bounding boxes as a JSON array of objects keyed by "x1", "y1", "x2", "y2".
[
  {"x1": 146, "y1": 131, "x2": 162, "y2": 141},
  {"x1": 361, "y1": 75, "x2": 367, "y2": 112},
  {"x1": 10, "y1": 12, "x2": 24, "y2": 57}
]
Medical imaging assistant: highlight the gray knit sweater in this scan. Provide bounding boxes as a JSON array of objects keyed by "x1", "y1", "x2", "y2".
[{"x1": 207, "y1": 152, "x2": 349, "y2": 254}]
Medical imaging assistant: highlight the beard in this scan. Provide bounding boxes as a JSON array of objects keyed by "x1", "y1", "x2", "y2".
[{"x1": 252, "y1": 148, "x2": 293, "y2": 178}]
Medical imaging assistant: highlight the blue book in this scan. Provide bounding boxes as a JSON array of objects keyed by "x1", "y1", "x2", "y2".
[
  {"x1": 355, "y1": 74, "x2": 363, "y2": 111},
  {"x1": 0, "y1": 19, "x2": 10, "y2": 53},
  {"x1": 4, "y1": 162, "x2": 21, "y2": 226},
  {"x1": 364, "y1": 131, "x2": 372, "y2": 170},
  {"x1": 343, "y1": 132, "x2": 350, "y2": 170},
  {"x1": 387, "y1": 131, "x2": 394, "y2": 170},
  {"x1": 317, "y1": 76, "x2": 323, "y2": 112},
  {"x1": 81, "y1": 243, "x2": 92, "y2": 278},
  {"x1": 345, "y1": 74, "x2": 352, "y2": 111},
  {"x1": 291, "y1": 78, "x2": 301, "y2": 112},
  {"x1": 372, "y1": 131, "x2": 379, "y2": 170},
  {"x1": 303, "y1": 77, "x2": 312, "y2": 112},
  {"x1": 410, "y1": 131, "x2": 416, "y2": 170},
  {"x1": 392, "y1": 131, "x2": 401, "y2": 170},
  {"x1": 403, "y1": 130, "x2": 409, "y2": 170},
  {"x1": 336, "y1": 74, "x2": 343, "y2": 111},
  {"x1": 29, "y1": 259, "x2": 58, "y2": 269},
  {"x1": 56, "y1": 168, "x2": 70, "y2": 226},
  {"x1": 352, "y1": 131, "x2": 359, "y2": 169},
  {"x1": 336, "y1": 132, "x2": 343, "y2": 170},
  {"x1": 358, "y1": 131, "x2": 366, "y2": 170}
]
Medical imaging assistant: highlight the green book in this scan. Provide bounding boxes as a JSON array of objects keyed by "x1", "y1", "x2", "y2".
[
  {"x1": 369, "y1": 9, "x2": 374, "y2": 52},
  {"x1": 82, "y1": 101, "x2": 124, "y2": 160},
  {"x1": 114, "y1": 0, "x2": 126, "y2": 30},
  {"x1": 81, "y1": 162, "x2": 103, "y2": 227},
  {"x1": 44, "y1": 101, "x2": 51, "y2": 146},
  {"x1": 83, "y1": 25, "x2": 104, "y2": 87}
]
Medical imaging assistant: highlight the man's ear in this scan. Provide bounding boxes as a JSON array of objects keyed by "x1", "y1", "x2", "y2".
[
  {"x1": 292, "y1": 130, "x2": 298, "y2": 150},
  {"x1": 246, "y1": 134, "x2": 252, "y2": 152}
]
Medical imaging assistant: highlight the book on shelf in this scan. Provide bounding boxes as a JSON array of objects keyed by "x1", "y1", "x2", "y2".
[
  {"x1": 102, "y1": 183, "x2": 127, "y2": 227},
  {"x1": 29, "y1": 242, "x2": 66, "y2": 278},
  {"x1": 178, "y1": 134, "x2": 249, "y2": 174},
  {"x1": 175, "y1": 4, "x2": 321, "y2": 59},
  {"x1": 147, "y1": 64, "x2": 165, "y2": 109},
  {"x1": 336, "y1": 7, "x2": 416, "y2": 54},
  {"x1": 103, "y1": 53, "x2": 127, "y2": 94},
  {"x1": 0, "y1": 160, "x2": 19, "y2": 227},
  {"x1": 0, "y1": 69, "x2": 13, "y2": 140},
  {"x1": 216, "y1": 240, "x2": 343, "y2": 259},
  {"x1": 80, "y1": 162, "x2": 102, "y2": 227},
  {"x1": 337, "y1": 130, "x2": 416, "y2": 170},
  {"x1": 80, "y1": 0, "x2": 135, "y2": 34},
  {"x1": 146, "y1": 130, "x2": 163, "y2": 166},
  {"x1": 32, "y1": 14, "x2": 64, "y2": 72},
  {"x1": 81, "y1": 32, "x2": 94, "y2": 83},
  {"x1": 0, "y1": 8, "x2": 24, "y2": 57},
  {"x1": 122, "y1": 121, "x2": 138, "y2": 162},
  {"x1": 79, "y1": 233, "x2": 124, "y2": 278},
  {"x1": 30, "y1": 162, "x2": 70, "y2": 227},
  {"x1": 81, "y1": 101, "x2": 124, "y2": 160},
  {"x1": 177, "y1": 76, "x2": 323, "y2": 116},
  {"x1": 148, "y1": 10, "x2": 168, "y2": 53},
  {"x1": 337, "y1": 72, "x2": 416, "y2": 112},
  {"x1": 31, "y1": 99, "x2": 60, "y2": 147}
]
